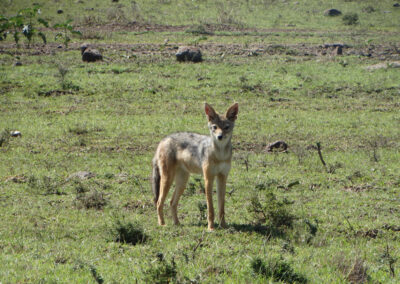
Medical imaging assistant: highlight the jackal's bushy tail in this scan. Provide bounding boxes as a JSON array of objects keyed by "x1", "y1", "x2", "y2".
[{"x1": 152, "y1": 159, "x2": 160, "y2": 206}]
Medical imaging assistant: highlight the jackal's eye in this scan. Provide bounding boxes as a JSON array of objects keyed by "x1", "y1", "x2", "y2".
[
  {"x1": 211, "y1": 125, "x2": 217, "y2": 130},
  {"x1": 224, "y1": 125, "x2": 230, "y2": 130}
]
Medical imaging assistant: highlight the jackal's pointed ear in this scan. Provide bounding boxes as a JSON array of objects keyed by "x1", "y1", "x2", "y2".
[
  {"x1": 226, "y1": 103, "x2": 239, "y2": 121},
  {"x1": 205, "y1": 103, "x2": 217, "y2": 121}
]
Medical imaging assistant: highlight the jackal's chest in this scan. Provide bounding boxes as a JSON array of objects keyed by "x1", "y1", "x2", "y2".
[{"x1": 208, "y1": 160, "x2": 231, "y2": 176}]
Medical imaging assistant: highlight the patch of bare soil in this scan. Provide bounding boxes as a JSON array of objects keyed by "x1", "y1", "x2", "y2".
[
  {"x1": 1, "y1": 41, "x2": 399, "y2": 61},
  {"x1": 1, "y1": 23, "x2": 399, "y2": 60},
  {"x1": 355, "y1": 228, "x2": 380, "y2": 239},
  {"x1": 342, "y1": 184, "x2": 373, "y2": 192},
  {"x1": 37, "y1": 89, "x2": 77, "y2": 97}
]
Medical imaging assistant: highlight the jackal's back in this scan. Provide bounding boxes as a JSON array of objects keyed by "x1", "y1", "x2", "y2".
[{"x1": 155, "y1": 132, "x2": 211, "y2": 173}]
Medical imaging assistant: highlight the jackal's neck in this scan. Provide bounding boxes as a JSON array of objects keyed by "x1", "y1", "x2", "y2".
[{"x1": 210, "y1": 136, "x2": 232, "y2": 161}]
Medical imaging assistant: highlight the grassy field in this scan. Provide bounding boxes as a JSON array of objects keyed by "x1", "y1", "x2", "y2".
[{"x1": 1, "y1": 0, "x2": 400, "y2": 283}]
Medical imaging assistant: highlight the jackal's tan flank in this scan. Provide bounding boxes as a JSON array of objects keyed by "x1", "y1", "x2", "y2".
[{"x1": 152, "y1": 103, "x2": 239, "y2": 230}]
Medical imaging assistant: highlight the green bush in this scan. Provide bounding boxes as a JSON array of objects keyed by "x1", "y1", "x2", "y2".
[
  {"x1": 251, "y1": 257, "x2": 307, "y2": 283},
  {"x1": 342, "y1": 13, "x2": 359, "y2": 25},
  {"x1": 143, "y1": 254, "x2": 177, "y2": 284},
  {"x1": 109, "y1": 218, "x2": 148, "y2": 245},
  {"x1": 248, "y1": 188, "x2": 294, "y2": 229}
]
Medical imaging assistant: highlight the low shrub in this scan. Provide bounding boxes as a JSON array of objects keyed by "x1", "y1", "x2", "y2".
[
  {"x1": 251, "y1": 257, "x2": 307, "y2": 283},
  {"x1": 109, "y1": 218, "x2": 148, "y2": 245},
  {"x1": 343, "y1": 13, "x2": 359, "y2": 25}
]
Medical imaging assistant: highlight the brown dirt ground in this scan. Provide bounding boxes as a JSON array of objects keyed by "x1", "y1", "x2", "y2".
[{"x1": 1, "y1": 23, "x2": 399, "y2": 60}]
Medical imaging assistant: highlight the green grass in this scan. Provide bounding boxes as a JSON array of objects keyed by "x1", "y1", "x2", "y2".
[
  {"x1": 1, "y1": 0, "x2": 400, "y2": 283},
  {"x1": 2, "y1": 0, "x2": 400, "y2": 31}
]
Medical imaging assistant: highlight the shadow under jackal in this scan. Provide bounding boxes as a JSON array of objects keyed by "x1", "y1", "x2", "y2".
[{"x1": 152, "y1": 103, "x2": 239, "y2": 230}]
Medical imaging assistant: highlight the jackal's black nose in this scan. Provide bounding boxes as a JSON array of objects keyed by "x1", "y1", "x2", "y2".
[{"x1": 217, "y1": 135, "x2": 223, "y2": 140}]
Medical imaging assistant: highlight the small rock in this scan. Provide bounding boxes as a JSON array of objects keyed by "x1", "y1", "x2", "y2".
[
  {"x1": 57, "y1": 9, "x2": 63, "y2": 14},
  {"x1": 14, "y1": 61, "x2": 22, "y2": 66},
  {"x1": 82, "y1": 48, "x2": 103, "y2": 62},
  {"x1": 112, "y1": 0, "x2": 119, "y2": 2},
  {"x1": 80, "y1": 44, "x2": 103, "y2": 62},
  {"x1": 10, "y1": 130, "x2": 22, "y2": 137},
  {"x1": 365, "y1": 63, "x2": 388, "y2": 71},
  {"x1": 67, "y1": 171, "x2": 96, "y2": 180},
  {"x1": 388, "y1": 62, "x2": 400, "y2": 68},
  {"x1": 394, "y1": 3, "x2": 400, "y2": 8},
  {"x1": 176, "y1": 46, "x2": 202, "y2": 63},
  {"x1": 365, "y1": 62, "x2": 400, "y2": 71},
  {"x1": 57, "y1": 45, "x2": 63, "y2": 49},
  {"x1": 324, "y1": 9, "x2": 342, "y2": 16},
  {"x1": 266, "y1": 141, "x2": 288, "y2": 152}
]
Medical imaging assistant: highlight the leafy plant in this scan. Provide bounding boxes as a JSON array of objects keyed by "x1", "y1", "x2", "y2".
[
  {"x1": 0, "y1": 14, "x2": 24, "y2": 46},
  {"x1": 19, "y1": 5, "x2": 48, "y2": 47},
  {"x1": 54, "y1": 19, "x2": 81, "y2": 48},
  {"x1": 0, "y1": 5, "x2": 48, "y2": 47}
]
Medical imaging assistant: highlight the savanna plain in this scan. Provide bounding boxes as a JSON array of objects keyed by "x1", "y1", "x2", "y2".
[{"x1": 0, "y1": 0, "x2": 400, "y2": 283}]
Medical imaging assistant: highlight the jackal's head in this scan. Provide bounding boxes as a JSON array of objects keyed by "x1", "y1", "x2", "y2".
[{"x1": 205, "y1": 103, "x2": 239, "y2": 145}]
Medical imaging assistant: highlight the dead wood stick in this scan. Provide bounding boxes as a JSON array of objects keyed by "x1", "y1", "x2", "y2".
[{"x1": 316, "y1": 142, "x2": 328, "y2": 173}]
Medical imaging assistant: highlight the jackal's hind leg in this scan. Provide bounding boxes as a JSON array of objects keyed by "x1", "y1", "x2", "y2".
[
  {"x1": 157, "y1": 167, "x2": 175, "y2": 226},
  {"x1": 170, "y1": 169, "x2": 189, "y2": 225}
]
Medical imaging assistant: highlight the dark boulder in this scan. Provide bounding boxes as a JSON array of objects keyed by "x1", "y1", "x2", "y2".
[
  {"x1": 176, "y1": 46, "x2": 202, "y2": 63},
  {"x1": 80, "y1": 44, "x2": 103, "y2": 62},
  {"x1": 324, "y1": 9, "x2": 342, "y2": 16}
]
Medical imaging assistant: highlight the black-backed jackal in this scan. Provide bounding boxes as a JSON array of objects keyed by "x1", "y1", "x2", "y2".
[{"x1": 152, "y1": 103, "x2": 239, "y2": 230}]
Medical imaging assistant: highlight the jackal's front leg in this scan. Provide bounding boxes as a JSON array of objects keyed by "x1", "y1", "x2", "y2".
[
  {"x1": 217, "y1": 174, "x2": 227, "y2": 228},
  {"x1": 204, "y1": 173, "x2": 215, "y2": 231}
]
